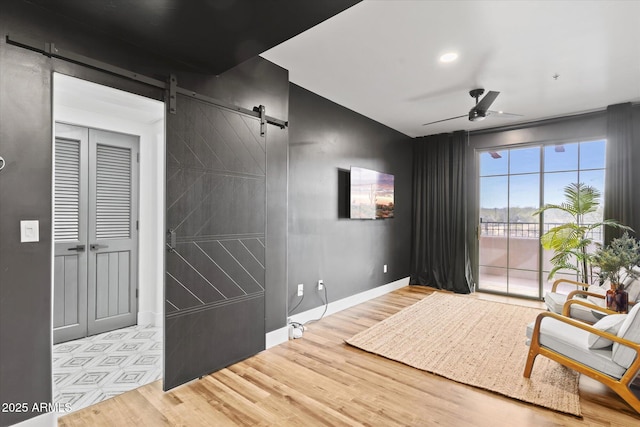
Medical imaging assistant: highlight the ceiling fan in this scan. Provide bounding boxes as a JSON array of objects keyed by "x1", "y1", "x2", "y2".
[{"x1": 422, "y1": 89, "x2": 522, "y2": 126}]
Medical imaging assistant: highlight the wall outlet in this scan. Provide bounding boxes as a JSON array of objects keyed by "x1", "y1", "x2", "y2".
[
  {"x1": 383, "y1": 264, "x2": 388, "y2": 273},
  {"x1": 297, "y1": 283, "x2": 304, "y2": 296},
  {"x1": 317, "y1": 279, "x2": 324, "y2": 291}
]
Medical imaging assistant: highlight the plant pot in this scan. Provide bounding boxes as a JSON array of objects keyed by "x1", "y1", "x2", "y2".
[{"x1": 606, "y1": 284, "x2": 629, "y2": 313}]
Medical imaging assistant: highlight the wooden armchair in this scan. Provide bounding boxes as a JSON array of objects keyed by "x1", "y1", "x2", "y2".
[
  {"x1": 544, "y1": 279, "x2": 611, "y2": 323},
  {"x1": 525, "y1": 300, "x2": 640, "y2": 413},
  {"x1": 545, "y1": 278, "x2": 637, "y2": 322}
]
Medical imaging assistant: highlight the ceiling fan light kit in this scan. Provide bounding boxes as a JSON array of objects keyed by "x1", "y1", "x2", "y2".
[{"x1": 468, "y1": 109, "x2": 486, "y2": 122}]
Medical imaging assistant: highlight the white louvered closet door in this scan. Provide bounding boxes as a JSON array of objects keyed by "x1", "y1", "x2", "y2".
[
  {"x1": 87, "y1": 128, "x2": 139, "y2": 337},
  {"x1": 53, "y1": 124, "x2": 139, "y2": 343},
  {"x1": 53, "y1": 124, "x2": 89, "y2": 344}
]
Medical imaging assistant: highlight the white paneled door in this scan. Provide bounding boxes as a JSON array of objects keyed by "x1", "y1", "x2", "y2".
[{"x1": 53, "y1": 123, "x2": 139, "y2": 344}]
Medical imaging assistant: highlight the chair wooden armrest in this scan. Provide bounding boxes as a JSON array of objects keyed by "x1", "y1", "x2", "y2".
[
  {"x1": 562, "y1": 298, "x2": 619, "y2": 317},
  {"x1": 550, "y1": 278, "x2": 589, "y2": 293},
  {"x1": 566, "y1": 289, "x2": 605, "y2": 301}
]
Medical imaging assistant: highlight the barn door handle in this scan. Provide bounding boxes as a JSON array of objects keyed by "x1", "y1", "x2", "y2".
[
  {"x1": 67, "y1": 245, "x2": 85, "y2": 252},
  {"x1": 167, "y1": 228, "x2": 176, "y2": 252},
  {"x1": 90, "y1": 244, "x2": 109, "y2": 250}
]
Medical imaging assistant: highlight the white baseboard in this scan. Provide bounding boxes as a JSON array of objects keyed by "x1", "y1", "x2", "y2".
[
  {"x1": 265, "y1": 276, "x2": 409, "y2": 348},
  {"x1": 138, "y1": 279, "x2": 409, "y2": 349},
  {"x1": 265, "y1": 326, "x2": 289, "y2": 349},
  {"x1": 11, "y1": 411, "x2": 59, "y2": 427},
  {"x1": 137, "y1": 311, "x2": 162, "y2": 327}
]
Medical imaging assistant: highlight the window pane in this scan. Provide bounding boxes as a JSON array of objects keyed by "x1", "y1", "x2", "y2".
[
  {"x1": 479, "y1": 266, "x2": 508, "y2": 293},
  {"x1": 579, "y1": 169, "x2": 605, "y2": 193},
  {"x1": 544, "y1": 172, "x2": 578, "y2": 204},
  {"x1": 479, "y1": 150, "x2": 508, "y2": 176},
  {"x1": 580, "y1": 139, "x2": 606, "y2": 170},
  {"x1": 479, "y1": 175, "x2": 508, "y2": 292},
  {"x1": 509, "y1": 174, "x2": 540, "y2": 218},
  {"x1": 510, "y1": 147, "x2": 539, "y2": 174},
  {"x1": 543, "y1": 171, "x2": 577, "y2": 224},
  {"x1": 544, "y1": 143, "x2": 578, "y2": 172},
  {"x1": 580, "y1": 169, "x2": 605, "y2": 226},
  {"x1": 508, "y1": 173, "x2": 539, "y2": 297},
  {"x1": 480, "y1": 176, "x2": 508, "y2": 214},
  {"x1": 507, "y1": 269, "x2": 539, "y2": 298}
]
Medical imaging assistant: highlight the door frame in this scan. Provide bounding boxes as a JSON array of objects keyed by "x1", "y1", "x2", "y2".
[
  {"x1": 472, "y1": 138, "x2": 609, "y2": 300},
  {"x1": 51, "y1": 72, "x2": 166, "y2": 389},
  {"x1": 474, "y1": 143, "x2": 544, "y2": 299}
]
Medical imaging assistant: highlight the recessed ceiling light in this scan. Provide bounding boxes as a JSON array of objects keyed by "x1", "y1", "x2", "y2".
[{"x1": 439, "y1": 52, "x2": 458, "y2": 63}]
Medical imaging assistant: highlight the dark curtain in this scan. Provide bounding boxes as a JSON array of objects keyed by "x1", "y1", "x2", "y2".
[
  {"x1": 410, "y1": 131, "x2": 473, "y2": 293},
  {"x1": 604, "y1": 103, "x2": 639, "y2": 243}
]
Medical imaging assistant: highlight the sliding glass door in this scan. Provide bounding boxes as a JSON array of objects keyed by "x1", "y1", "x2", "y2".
[
  {"x1": 478, "y1": 146, "x2": 541, "y2": 297},
  {"x1": 477, "y1": 140, "x2": 606, "y2": 298}
]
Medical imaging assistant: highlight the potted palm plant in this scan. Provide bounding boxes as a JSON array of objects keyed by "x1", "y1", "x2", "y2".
[
  {"x1": 534, "y1": 182, "x2": 631, "y2": 285},
  {"x1": 591, "y1": 232, "x2": 640, "y2": 313}
]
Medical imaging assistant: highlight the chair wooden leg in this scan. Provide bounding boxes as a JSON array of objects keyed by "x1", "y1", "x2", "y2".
[
  {"x1": 523, "y1": 349, "x2": 538, "y2": 378},
  {"x1": 613, "y1": 384, "x2": 640, "y2": 414}
]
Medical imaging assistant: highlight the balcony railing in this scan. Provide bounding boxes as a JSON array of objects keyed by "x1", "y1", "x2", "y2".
[{"x1": 479, "y1": 221, "x2": 603, "y2": 241}]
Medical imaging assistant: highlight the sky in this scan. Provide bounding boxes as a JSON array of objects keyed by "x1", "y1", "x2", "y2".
[{"x1": 479, "y1": 140, "x2": 606, "y2": 212}]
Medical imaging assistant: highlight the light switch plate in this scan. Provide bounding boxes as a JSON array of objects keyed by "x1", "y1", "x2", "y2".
[{"x1": 20, "y1": 220, "x2": 39, "y2": 242}]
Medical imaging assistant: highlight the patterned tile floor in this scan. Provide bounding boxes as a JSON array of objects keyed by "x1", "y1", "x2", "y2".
[{"x1": 52, "y1": 324, "x2": 162, "y2": 413}]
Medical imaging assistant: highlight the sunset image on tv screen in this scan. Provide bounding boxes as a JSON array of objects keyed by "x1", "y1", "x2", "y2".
[{"x1": 350, "y1": 167, "x2": 394, "y2": 219}]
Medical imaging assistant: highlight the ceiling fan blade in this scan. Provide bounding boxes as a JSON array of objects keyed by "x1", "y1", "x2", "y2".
[
  {"x1": 422, "y1": 114, "x2": 467, "y2": 126},
  {"x1": 486, "y1": 110, "x2": 523, "y2": 119},
  {"x1": 474, "y1": 90, "x2": 500, "y2": 113}
]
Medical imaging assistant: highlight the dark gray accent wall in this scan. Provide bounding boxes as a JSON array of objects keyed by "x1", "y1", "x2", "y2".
[
  {"x1": 0, "y1": 37, "x2": 53, "y2": 427},
  {"x1": 287, "y1": 84, "x2": 413, "y2": 314},
  {"x1": 0, "y1": 3, "x2": 290, "y2": 425}
]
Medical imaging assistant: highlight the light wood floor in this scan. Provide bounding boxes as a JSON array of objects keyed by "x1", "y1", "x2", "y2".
[{"x1": 59, "y1": 286, "x2": 640, "y2": 426}]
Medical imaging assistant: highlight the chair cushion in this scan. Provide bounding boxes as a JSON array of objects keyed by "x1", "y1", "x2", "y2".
[
  {"x1": 544, "y1": 291, "x2": 566, "y2": 313},
  {"x1": 612, "y1": 302, "x2": 640, "y2": 368},
  {"x1": 588, "y1": 314, "x2": 627, "y2": 349},
  {"x1": 544, "y1": 292, "x2": 605, "y2": 323},
  {"x1": 623, "y1": 268, "x2": 640, "y2": 302},
  {"x1": 526, "y1": 318, "x2": 626, "y2": 379},
  {"x1": 587, "y1": 285, "x2": 607, "y2": 307}
]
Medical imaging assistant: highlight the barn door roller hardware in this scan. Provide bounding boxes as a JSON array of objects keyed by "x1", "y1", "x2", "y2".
[{"x1": 257, "y1": 105, "x2": 267, "y2": 136}]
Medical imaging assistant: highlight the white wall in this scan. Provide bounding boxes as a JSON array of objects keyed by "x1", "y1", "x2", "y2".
[{"x1": 53, "y1": 74, "x2": 165, "y2": 326}]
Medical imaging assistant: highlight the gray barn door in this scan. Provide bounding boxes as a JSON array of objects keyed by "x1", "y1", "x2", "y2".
[
  {"x1": 164, "y1": 94, "x2": 266, "y2": 390},
  {"x1": 53, "y1": 124, "x2": 139, "y2": 343}
]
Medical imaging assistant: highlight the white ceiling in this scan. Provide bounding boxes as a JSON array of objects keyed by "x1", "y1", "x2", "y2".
[{"x1": 261, "y1": 0, "x2": 640, "y2": 138}]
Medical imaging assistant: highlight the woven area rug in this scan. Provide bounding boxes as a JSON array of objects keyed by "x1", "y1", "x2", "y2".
[{"x1": 346, "y1": 292, "x2": 582, "y2": 416}]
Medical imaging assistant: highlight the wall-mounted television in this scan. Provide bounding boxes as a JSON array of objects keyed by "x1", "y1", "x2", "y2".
[{"x1": 350, "y1": 166, "x2": 395, "y2": 219}]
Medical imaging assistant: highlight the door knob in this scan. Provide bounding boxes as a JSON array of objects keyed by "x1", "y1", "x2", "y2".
[
  {"x1": 90, "y1": 244, "x2": 109, "y2": 250},
  {"x1": 67, "y1": 245, "x2": 86, "y2": 252}
]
